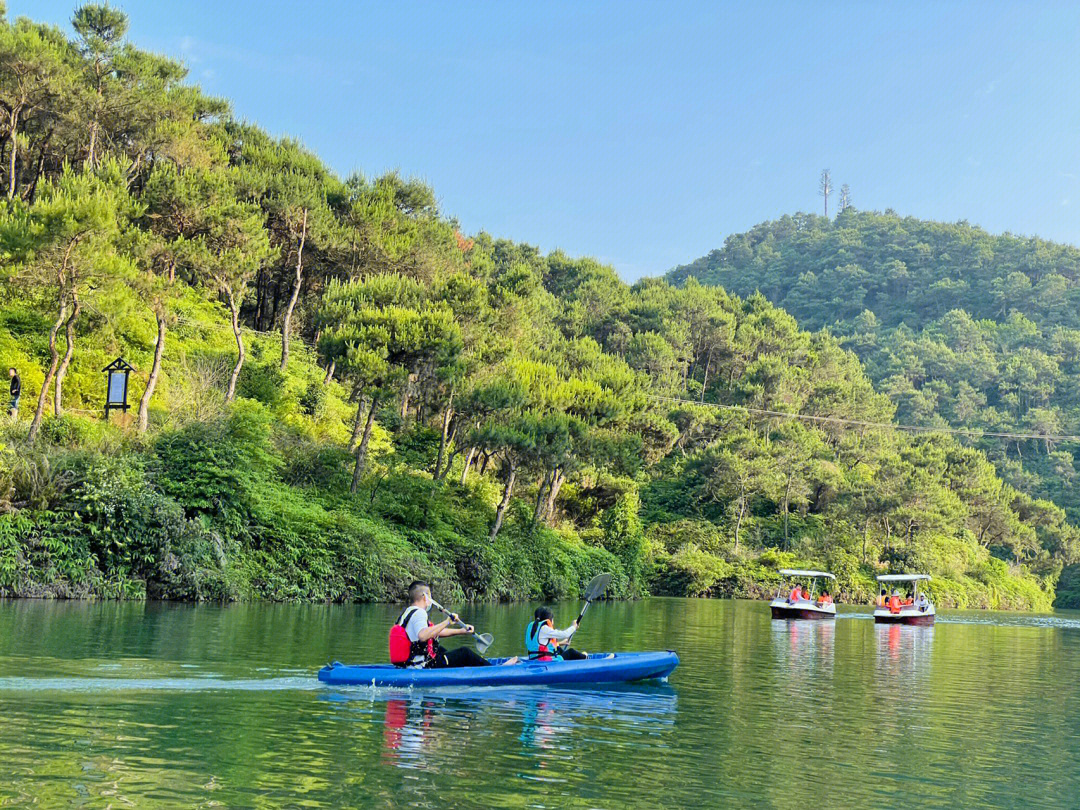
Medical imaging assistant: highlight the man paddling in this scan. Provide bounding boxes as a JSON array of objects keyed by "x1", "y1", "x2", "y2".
[{"x1": 395, "y1": 581, "x2": 518, "y2": 669}]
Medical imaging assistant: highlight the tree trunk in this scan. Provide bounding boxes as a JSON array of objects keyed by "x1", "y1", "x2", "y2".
[
  {"x1": 86, "y1": 117, "x2": 99, "y2": 168},
  {"x1": 28, "y1": 301, "x2": 67, "y2": 442},
  {"x1": 734, "y1": 499, "x2": 746, "y2": 553},
  {"x1": 480, "y1": 452, "x2": 491, "y2": 475},
  {"x1": 490, "y1": 460, "x2": 518, "y2": 542},
  {"x1": 351, "y1": 397, "x2": 378, "y2": 493},
  {"x1": 782, "y1": 476, "x2": 792, "y2": 545},
  {"x1": 533, "y1": 474, "x2": 549, "y2": 523},
  {"x1": 6, "y1": 107, "x2": 20, "y2": 200},
  {"x1": 700, "y1": 349, "x2": 712, "y2": 401},
  {"x1": 434, "y1": 393, "x2": 454, "y2": 478},
  {"x1": 440, "y1": 440, "x2": 463, "y2": 483},
  {"x1": 25, "y1": 136, "x2": 47, "y2": 202},
  {"x1": 349, "y1": 395, "x2": 367, "y2": 449},
  {"x1": 225, "y1": 287, "x2": 244, "y2": 402},
  {"x1": 53, "y1": 291, "x2": 81, "y2": 417},
  {"x1": 544, "y1": 470, "x2": 565, "y2": 524},
  {"x1": 460, "y1": 446, "x2": 477, "y2": 485},
  {"x1": 323, "y1": 359, "x2": 336, "y2": 384},
  {"x1": 137, "y1": 309, "x2": 166, "y2": 432},
  {"x1": 254, "y1": 270, "x2": 266, "y2": 331},
  {"x1": 280, "y1": 209, "x2": 308, "y2": 371},
  {"x1": 269, "y1": 277, "x2": 283, "y2": 328},
  {"x1": 0, "y1": 131, "x2": 9, "y2": 196}
]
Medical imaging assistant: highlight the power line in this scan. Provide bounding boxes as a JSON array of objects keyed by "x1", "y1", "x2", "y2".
[
  {"x1": 645, "y1": 394, "x2": 1080, "y2": 444},
  {"x1": 168, "y1": 314, "x2": 1079, "y2": 444}
]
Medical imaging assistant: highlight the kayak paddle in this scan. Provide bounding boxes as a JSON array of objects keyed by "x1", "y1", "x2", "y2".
[
  {"x1": 567, "y1": 572, "x2": 612, "y2": 645},
  {"x1": 429, "y1": 598, "x2": 494, "y2": 654}
]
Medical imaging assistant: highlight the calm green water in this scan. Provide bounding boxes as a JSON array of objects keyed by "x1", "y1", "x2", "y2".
[{"x1": 1, "y1": 598, "x2": 1078, "y2": 808}]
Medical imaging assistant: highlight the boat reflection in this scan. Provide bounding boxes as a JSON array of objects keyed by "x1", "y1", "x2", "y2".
[
  {"x1": 875, "y1": 621, "x2": 934, "y2": 674},
  {"x1": 323, "y1": 684, "x2": 677, "y2": 769},
  {"x1": 771, "y1": 614, "x2": 835, "y2": 676}
]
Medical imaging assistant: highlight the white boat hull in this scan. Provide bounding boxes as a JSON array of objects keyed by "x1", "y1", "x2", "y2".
[
  {"x1": 873, "y1": 606, "x2": 936, "y2": 625},
  {"x1": 770, "y1": 599, "x2": 836, "y2": 620}
]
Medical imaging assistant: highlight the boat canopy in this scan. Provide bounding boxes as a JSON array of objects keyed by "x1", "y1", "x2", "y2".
[
  {"x1": 876, "y1": 574, "x2": 931, "y2": 582},
  {"x1": 779, "y1": 569, "x2": 836, "y2": 580}
]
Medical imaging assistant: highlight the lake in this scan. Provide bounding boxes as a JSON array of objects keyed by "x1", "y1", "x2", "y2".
[{"x1": 0, "y1": 597, "x2": 1077, "y2": 808}]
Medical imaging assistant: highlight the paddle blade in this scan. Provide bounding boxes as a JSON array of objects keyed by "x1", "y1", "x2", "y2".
[
  {"x1": 584, "y1": 573, "x2": 612, "y2": 602},
  {"x1": 474, "y1": 633, "x2": 494, "y2": 654}
]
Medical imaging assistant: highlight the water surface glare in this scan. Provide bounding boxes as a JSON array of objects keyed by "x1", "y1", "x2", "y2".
[{"x1": 0, "y1": 598, "x2": 1077, "y2": 808}]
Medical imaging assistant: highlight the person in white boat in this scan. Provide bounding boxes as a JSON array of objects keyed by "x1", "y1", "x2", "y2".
[
  {"x1": 816, "y1": 590, "x2": 834, "y2": 607},
  {"x1": 915, "y1": 592, "x2": 930, "y2": 611},
  {"x1": 788, "y1": 584, "x2": 805, "y2": 603}
]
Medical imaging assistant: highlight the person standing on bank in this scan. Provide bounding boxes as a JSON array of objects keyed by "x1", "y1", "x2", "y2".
[
  {"x1": 7, "y1": 367, "x2": 19, "y2": 419},
  {"x1": 394, "y1": 581, "x2": 518, "y2": 669}
]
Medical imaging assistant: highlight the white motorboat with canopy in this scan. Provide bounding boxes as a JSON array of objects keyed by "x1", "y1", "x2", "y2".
[
  {"x1": 874, "y1": 574, "x2": 935, "y2": 625},
  {"x1": 770, "y1": 569, "x2": 837, "y2": 619}
]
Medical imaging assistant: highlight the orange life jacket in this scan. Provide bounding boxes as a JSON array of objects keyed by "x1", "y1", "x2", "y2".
[{"x1": 888, "y1": 595, "x2": 902, "y2": 614}]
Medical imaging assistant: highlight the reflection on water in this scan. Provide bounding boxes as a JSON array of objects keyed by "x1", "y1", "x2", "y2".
[
  {"x1": 874, "y1": 622, "x2": 935, "y2": 677},
  {"x1": 354, "y1": 685, "x2": 679, "y2": 772},
  {"x1": 772, "y1": 617, "x2": 835, "y2": 678},
  {"x1": 1, "y1": 598, "x2": 1080, "y2": 808}
]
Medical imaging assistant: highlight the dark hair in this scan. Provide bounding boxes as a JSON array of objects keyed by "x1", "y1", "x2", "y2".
[
  {"x1": 534, "y1": 606, "x2": 553, "y2": 622},
  {"x1": 408, "y1": 581, "x2": 430, "y2": 602},
  {"x1": 7, "y1": 367, "x2": 14, "y2": 373}
]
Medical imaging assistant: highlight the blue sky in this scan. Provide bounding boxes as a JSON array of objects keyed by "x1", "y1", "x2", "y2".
[{"x1": 15, "y1": 1, "x2": 1080, "y2": 280}]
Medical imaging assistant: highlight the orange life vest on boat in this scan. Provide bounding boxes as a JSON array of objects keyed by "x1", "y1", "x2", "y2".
[{"x1": 888, "y1": 595, "x2": 902, "y2": 614}]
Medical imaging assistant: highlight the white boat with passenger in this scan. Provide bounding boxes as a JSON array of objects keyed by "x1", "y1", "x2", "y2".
[
  {"x1": 873, "y1": 574, "x2": 935, "y2": 625},
  {"x1": 769, "y1": 569, "x2": 837, "y2": 620}
]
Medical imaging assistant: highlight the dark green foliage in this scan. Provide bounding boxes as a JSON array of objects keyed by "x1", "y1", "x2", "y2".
[{"x1": 237, "y1": 362, "x2": 287, "y2": 408}]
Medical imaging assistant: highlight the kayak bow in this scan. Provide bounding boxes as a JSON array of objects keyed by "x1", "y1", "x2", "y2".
[{"x1": 318, "y1": 651, "x2": 679, "y2": 688}]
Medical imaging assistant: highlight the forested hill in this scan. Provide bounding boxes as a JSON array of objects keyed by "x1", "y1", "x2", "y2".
[
  {"x1": 669, "y1": 209, "x2": 1080, "y2": 605},
  {"x1": 0, "y1": 6, "x2": 1074, "y2": 609},
  {"x1": 667, "y1": 208, "x2": 1080, "y2": 332}
]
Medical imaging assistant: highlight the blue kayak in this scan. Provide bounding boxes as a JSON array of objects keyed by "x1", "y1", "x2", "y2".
[{"x1": 317, "y1": 651, "x2": 679, "y2": 688}]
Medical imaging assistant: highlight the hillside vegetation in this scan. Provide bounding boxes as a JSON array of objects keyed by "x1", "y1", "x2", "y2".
[
  {"x1": 670, "y1": 208, "x2": 1080, "y2": 605},
  {"x1": 0, "y1": 6, "x2": 1069, "y2": 609}
]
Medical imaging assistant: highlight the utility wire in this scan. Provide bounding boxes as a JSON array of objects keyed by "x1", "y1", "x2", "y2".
[
  {"x1": 168, "y1": 314, "x2": 1078, "y2": 444},
  {"x1": 645, "y1": 394, "x2": 1080, "y2": 444}
]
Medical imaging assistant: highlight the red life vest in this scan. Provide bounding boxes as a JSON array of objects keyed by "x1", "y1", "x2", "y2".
[
  {"x1": 389, "y1": 607, "x2": 436, "y2": 667},
  {"x1": 888, "y1": 595, "x2": 902, "y2": 614}
]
